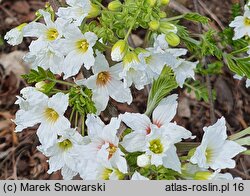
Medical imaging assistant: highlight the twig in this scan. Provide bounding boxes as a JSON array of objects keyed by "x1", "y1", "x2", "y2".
[
  {"x1": 197, "y1": 0, "x2": 225, "y2": 30},
  {"x1": 168, "y1": 0, "x2": 190, "y2": 14}
]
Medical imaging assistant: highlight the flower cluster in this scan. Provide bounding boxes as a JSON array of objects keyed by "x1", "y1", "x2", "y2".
[{"x1": 5, "y1": 0, "x2": 248, "y2": 180}]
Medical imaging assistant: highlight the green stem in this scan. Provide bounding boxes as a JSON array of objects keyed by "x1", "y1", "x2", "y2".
[
  {"x1": 75, "y1": 111, "x2": 79, "y2": 128},
  {"x1": 163, "y1": 15, "x2": 185, "y2": 22},
  {"x1": 124, "y1": 10, "x2": 141, "y2": 41},
  {"x1": 47, "y1": 78, "x2": 76, "y2": 87},
  {"x1": 228, "y1": 127, "x2": 250, "y2": 141},
  {"x1": 70, "y1": 108, "x2": 75, "y2": 122},
  {"x1": 93, "y1": 0, "x2": 106, "y2": 10}
]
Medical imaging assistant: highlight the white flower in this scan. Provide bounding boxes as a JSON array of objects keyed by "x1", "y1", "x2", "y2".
[
  {"x1": 117, "y1": 51, "x2": 148, "y2": 90},
  {"x1": 80, "y1": 160, "x2": 125, "y2": 180},
  {"x1": 234, "y1": 74, "x2": 250, "y2": 88},
  {"x1": 76, "y1": 52, "x2": 132, "y2": 114},
  {"x1": 172, "y1": 59, "x2": 198, "y2": 87},
  {"x1": 38, "y1": 128, "x2": 85, "y2": 180},
  {"x1": 24, "y1": 40, "x2": 64, "y2": 75},
  {"x1": 58, "y1": 25, "x2": 98, "y2": 78},
  {"x1": 4, "y1": 23, "x2": 27, "y2": 46},
  {"x1": 153, "y1": 34, "x2": 197, "y2": 87},
  {"x1": 57, "y1": 0, "x2": 91, "y2": 26},
  {"x1": 111, "y1": 40, "x2": 128, "y2": 61},
  {"x1": 190, "y1": 117, "x2": 246, "y2": 170},
  {"x1": 131, "y1": 171, "x2": 149, "y2": 180},
  {"x1": 138, "y1": 49, "x2": 167, "y2": 81},
  {"x1": 120, "y1": 95, "x2": 193, "y2": 172},
  {"x1": 121, "y1": 94, "x2": 193, "y2": 152},
  {"x1": 23, "y1": 10, "x2": 66, "y2": 42},
  {"x1": 137, "y1": 154, "x2": 150, "y2": 167},
  {"x1": 14, "y1": 90, "x2": 70, "y2": 148},
  {"x1": 229, "y1": 8, "x2": 250, "y2": 40},
  {"x1": 81, "y1": 114, "x2": 127, "y2": 173}
]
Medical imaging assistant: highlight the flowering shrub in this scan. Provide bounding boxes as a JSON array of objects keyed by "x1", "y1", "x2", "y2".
[{"x1": 5, "y1": 0, "x2": 250, "y2": 180}]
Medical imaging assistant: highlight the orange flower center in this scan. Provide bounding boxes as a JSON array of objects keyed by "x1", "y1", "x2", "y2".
[{"x1": 96, "y1": 71, "x2": 111, "y2": 86}]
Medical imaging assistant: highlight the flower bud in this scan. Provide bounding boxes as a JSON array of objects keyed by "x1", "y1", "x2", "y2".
[
  {"x1": 111, "y1": 40, "x2": 128, "y2": 61},
  {"x1": 4, "y1": 23, "x2": 27, "y2": 46},
  {"x1": 35, "y1": 81, "x2": 46, "y2": 91},
  {"x1": 161, "y1": 0, "x2": 170, "y2": 5},
  {"x1": 137, "y1": 154, "x2": 150, "y2": 167},
  {"x1": 159, "y1": 11, "x2": 167, "y2": 18},
  {"x1": 159, "y1": 21, "x2": 177, "y2": 34},
  {"x1": 165, "y1": 32, "x2": 180, "y2": 47},
  {"x1": 87, "y1": 3, "x2": 101, "y2": 18},
  {"x1": 149, "y1": 20, "x2": 160, "y2": 31},
  {"x1": 146, "y1": 0, "x2": 157, "y2": 7},
  {"x1": 108, "y1": 0, "x2": 122, "y2": 11}
]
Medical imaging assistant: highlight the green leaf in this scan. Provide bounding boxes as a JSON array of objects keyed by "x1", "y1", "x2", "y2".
[
  {"x1": 146, "y1": 66, "x2": 178, "y2": 115},
  {"x1": 185, "y1": 80, "x2": 216, "y2": 103},
  {"x1": 184, "y1": 12, "x2": 210, "y2": 24},
  {"x1": 195, "y1": 61, "x2": 223, "y2": 75},
  {"x1": 224, "y1": 54, "x2": 250, "y2": 79},
  {"x1": 235, "y1": 137, "x2": 250, "y2": 146},
  {"x1": 200, "y1": 30, "x2": 222, "y2": 59},
  {"x1": 22, "y1": 67, "x2": 55, "y2": 83},
  {"x1": 242, "y1": 150, "x2": 250, "y2": 155}
]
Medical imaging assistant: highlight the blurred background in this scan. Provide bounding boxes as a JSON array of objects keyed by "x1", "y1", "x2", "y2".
[{"x1": 0, "y1": 0, "x2": 249, "y2": 180}]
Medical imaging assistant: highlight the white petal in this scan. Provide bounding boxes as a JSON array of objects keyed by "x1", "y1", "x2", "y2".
[
  {"x1": 63, "y1": 51, "x2": 85, "y2": 79},
  {"x1": 92, "y1": 52, "x2": 109, "y2": 74},
  {"x1": 152, "y1": 94, "x2": 178, "y2": 126},
  {"x1": 48, "y1": 93, "x2": 69, "y2": 114},
  {"x1": 92, "y1": 87, "x2": 109, "y2": 114},
  {"x1": 39, "y1": 10, "x2": 54, "y2": 27},
  {"x1": 121, "y1": 112, "x2": 151, "y2": 133},
  {"x1": 162, "y1": 145, "x2": 181, "y2": 173},
  {"x1": 23, "y1": 22, "x2": 47, "y2": 38},
  {"x1": 86, "y1": 114, "x2": 105, "y2": 138},
  {"x1": 121, "y1": 132, "x2": 147, "y2": 152},
  {"x1": 131, "y1": 171, "x2": 149, "y2": 180},
  {"x1": 107, "y1": 79, "x2": 132, "y2": 104}
]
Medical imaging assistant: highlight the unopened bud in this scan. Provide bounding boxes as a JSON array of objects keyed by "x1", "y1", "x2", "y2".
[
  {"x1": 165, "y1": 32, "x2": 180, "y2": 47},
  {"x1": 137, "y1": 154, "x2": 150, "y2": 167},
  {"x1": 159, "y1": 21, "x2": 177, "y2": 34},
  {"x1": 161, "y1": 0, "x2": 170, "y2": 5},
  {"x1": 146, "y1": 0, "x2": 157, "y2": 7},
  {"x1": 108, "y1": 0, "x2": 122, "y2": 11},
  {"x1": 159, "y1": 11, "x2": 167, "y2": 18},
  {"x1": 87, "y1": 3, "x2": 101, "y2": 18},
  {"x1": 35, "y1": 81, "x2": 46, "y2": 91},
  {"x1": 149, "y1": 20, "x2": 160, "y2": 31},
  {"x1": 111, "y1": 40, "x2": 128, "y2": 61}
]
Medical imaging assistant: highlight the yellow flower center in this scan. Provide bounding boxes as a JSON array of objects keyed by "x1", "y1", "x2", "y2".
[
  {"x1": 46, "y1": 28, "x2": 59, "y2": 41},
  {"x1": 58, "y1": 139, "x2": 73, "y2": 151},
  {"x1": 101, "y1": 168, "x2": 113, "y2": 180},
  {"x1": 205, "y1": 147, "x2": 214, "y2": 164},
  {"x1": 44, "y1": 108, "x2": 59, "y2": 123},
  {"x1": 76, "y1": 39, "x2": 89, "y2": 53},
  {"x1": 145, "y1": 56, "x2": 152, "y2": 64},
  {"x1": 244, "y1": 17, "x2": 250, "y2": 26},
  {"x1": 96, "y1": 71, "x2": 111, "y2": 86},
  {"x1": 107, "y1": 143, "x2": 117, "y2": 159},
  {"x1": 149, "y1": 139, "x2": 164, "y2": 154}
]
